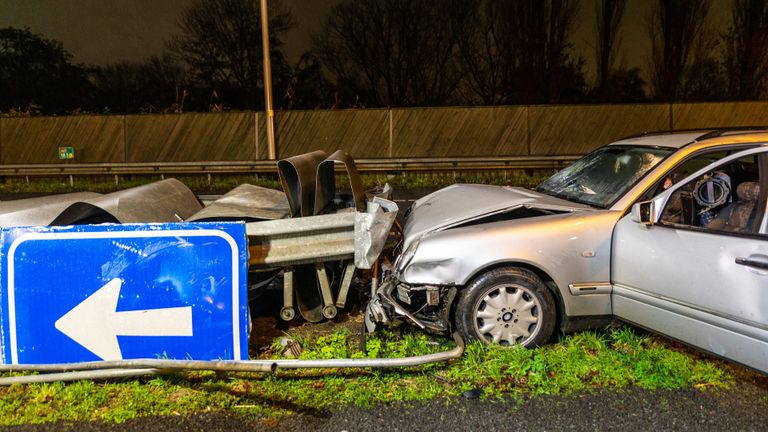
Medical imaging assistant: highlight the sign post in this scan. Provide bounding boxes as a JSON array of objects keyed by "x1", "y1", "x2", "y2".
[{"x1": 0, "y1": 222, "x2": 248, "y2": 365}]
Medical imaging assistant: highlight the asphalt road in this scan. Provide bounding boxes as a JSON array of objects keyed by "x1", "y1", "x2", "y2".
[{"x1": 4, "y1": 378, "x2": 767, "y2": 432}]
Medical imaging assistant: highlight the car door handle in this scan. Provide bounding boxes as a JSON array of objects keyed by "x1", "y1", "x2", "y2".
[{"x1": 735, "y1": 255, "x2": 768, "y2": 270}]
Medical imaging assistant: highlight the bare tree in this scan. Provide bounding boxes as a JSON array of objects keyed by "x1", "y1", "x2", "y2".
[
  {"x1": 499, "y1": 0, "x2": 585, "y2": 103},
  {"x1": 313, "y1": 0, "x2": 471, "y2": 107},
  {"x1": 453, "y1": 0, "x2": 587, "y2": 105},
  {"x1": 0, "y1": 27, "x2": 91, "y2": 113},
  {"x1": 168, "y1": 0, "x2": 294, "y2": 109},
  {"x1": 91, "y1": 54, "x2": 190, "y2": 113},
  {"x1": 722, "y1": 0, "x2": 768, "y2": 99},
  {"x1": 646, "y1": 0, "x2": 712, "y2": 101},
  {"x1": 456, "y1": 1, "x2": 509, "y2": 104},
  {"x1": 594, "y1": 0, "x2": 627, "y2": 92},
  {"x1": 412, "y1": 0, "x2": 472, "y2": 105}
]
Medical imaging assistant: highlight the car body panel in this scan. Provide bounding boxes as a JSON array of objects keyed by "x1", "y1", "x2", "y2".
[
  {"x1": 612, "y1": 221, "x2": 768, "y2": 330},
  {"x1": 612, "y1": 286, "x2": 768, "y2": 373},
  {"x1": 608, "y1": 132, "x2": 705, "y2": 149},
  {"x1": 402, "y1": 184, "x2": 591, "y2": 251},
  {"x1": 400, "y1": 210, "x2": 621, "y2": 316},
  {"x1": 611, "y1": 145, "x2": 768, "y2": 373}
]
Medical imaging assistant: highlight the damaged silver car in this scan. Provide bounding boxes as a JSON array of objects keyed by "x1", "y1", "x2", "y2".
[{"x1": 368, "y1": 129, "x2": 768, "y2": 373}]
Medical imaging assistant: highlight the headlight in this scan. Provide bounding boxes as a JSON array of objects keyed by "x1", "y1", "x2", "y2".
[
  {"x1": 402, "y1": 204, "x2": 413, "y2": 222},
  {"x1": 395, "y1": 238, "x2": 420, "y2": 271}
]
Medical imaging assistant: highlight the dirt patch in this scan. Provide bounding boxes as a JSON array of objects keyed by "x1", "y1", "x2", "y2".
[{"x1": 248, "y1": 284, "x2": 370, "y2": 359}]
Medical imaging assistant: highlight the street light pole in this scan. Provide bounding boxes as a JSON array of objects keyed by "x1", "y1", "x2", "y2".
[{"x1": 260, "y1": 0, "x2": 277, "y2": 160}]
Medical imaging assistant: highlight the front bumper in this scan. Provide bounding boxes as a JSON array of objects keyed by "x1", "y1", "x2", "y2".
[{"x1": 365, "y1": 277, "x2": 455, "y2": 334}]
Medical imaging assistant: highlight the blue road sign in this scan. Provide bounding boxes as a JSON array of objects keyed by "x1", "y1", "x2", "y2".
[{"x1": 0, "y1": 222, "x2": 248, "y2": 365}]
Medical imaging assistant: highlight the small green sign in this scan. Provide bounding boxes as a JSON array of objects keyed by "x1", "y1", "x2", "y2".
[{"x1": 58, "y1": 147, "x2": 74, "y2": 160}]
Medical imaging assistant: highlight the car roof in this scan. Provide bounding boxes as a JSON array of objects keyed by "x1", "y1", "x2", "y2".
[{"x1": 608, "y1": 128, "x2": 768, "y2": 149}]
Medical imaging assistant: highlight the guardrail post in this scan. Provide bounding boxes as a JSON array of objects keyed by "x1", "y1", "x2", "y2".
[{"x1": 388, "y1": 109, "x2": 393, "y2": 158}]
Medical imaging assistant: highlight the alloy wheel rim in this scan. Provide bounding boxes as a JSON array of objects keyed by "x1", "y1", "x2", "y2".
[{"x1": 472, "y1": 284, "x2": 541, "y2": 346}]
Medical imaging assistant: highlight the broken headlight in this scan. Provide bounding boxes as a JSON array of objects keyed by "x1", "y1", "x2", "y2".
[{"x1": 395, "y1": 237, "x2": 420, "y2": 272}]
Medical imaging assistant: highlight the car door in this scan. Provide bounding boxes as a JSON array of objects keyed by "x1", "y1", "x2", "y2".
[{"x1": 611, "y1": 146, "x2": 768, "y2": 373}]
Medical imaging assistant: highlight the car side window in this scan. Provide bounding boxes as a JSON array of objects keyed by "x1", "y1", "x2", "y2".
[
  {"x1": 659, "y1": 154, "x2": 764, "y2": 235},
  {"x1": 640, "y1": 151, "x2": 730, "y2": 202}
]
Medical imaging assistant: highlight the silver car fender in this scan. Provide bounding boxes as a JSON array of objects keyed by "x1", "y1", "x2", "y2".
[{"x1": 399, "y1": 210, "x2": 623, "y2": 317}]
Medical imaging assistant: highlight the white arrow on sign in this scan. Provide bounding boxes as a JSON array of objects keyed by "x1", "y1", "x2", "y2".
[{"x1": 54, "y1": 278, "x2": 193, "y2": 360}]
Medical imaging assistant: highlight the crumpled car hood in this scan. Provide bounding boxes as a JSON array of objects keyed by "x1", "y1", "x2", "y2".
[{"x1": 402, "y1": 184, "x2": 592, "y2": 245}]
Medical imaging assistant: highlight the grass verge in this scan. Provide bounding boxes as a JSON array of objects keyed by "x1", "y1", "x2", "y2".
[{"x1": 0, "y1": 325, "x2": 737, "y2": 426}]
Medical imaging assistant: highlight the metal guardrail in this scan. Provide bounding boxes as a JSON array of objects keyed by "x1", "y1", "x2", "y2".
[{"x1": 0, "y1": 156, "x2": 579, "y2": 180}]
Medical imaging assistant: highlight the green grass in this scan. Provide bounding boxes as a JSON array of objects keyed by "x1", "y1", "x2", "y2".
[{"x1": 0, "y1": 326, "x2": 737, "y2": 425}]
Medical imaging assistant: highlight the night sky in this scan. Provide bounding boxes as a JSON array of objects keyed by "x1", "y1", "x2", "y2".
[
  {"x1": 0, "y1": 0, "x2": 731, "y2": 79},
  {"x1": 0, "y1": 0, "x2": 337, "y2": 65}
]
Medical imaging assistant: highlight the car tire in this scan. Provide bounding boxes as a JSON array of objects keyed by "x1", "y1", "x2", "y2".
[{"x1": 455, "y1": 267, "x2": 556, "y2": 348}]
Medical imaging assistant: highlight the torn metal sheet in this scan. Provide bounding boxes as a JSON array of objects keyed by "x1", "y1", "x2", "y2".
[
  {"x1": 335, "y1": 263, "x2": 356, "y2": 308},
  {"x1": 294, "y1": 264, "x2": 325, "y2": 323},
  {"x1": 367, "y1": 183, "x2": 393, "y2": 201},
  {"x1": 246, "y1": 197, "x2": 398, "y2": 269},
  {"x1": 277, "y1": 150, "x2": 327, "y2": 217},
  {"x1": 50, "y1": 179, "x2": 203, "y2": 225},
  {"x1": 188, "y1": 184, "x2": 290, "y2": 222},
  {"x1": 354, "y1": 197, "x2": 398, "y2": 269},
  {"x1": 315, "y1": 150, "x2": 366, "y2": 215},
  {"x1": 0, "y1": 192, "x2": 102, "y2": 227}
]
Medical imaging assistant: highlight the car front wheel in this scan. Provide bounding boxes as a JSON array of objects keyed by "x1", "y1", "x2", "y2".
[{"x1": 455, "y1": 267, "x2": 556, "y2": 348}]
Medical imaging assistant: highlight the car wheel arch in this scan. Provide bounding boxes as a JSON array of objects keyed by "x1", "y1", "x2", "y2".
[{"x1": 455, "y1": 261, "x2": 567, "y2": 334}]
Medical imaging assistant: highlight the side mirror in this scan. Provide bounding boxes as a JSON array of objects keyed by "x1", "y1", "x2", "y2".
[{"x1": 630, "y1": 201, "x2": 654, "y2": 225}]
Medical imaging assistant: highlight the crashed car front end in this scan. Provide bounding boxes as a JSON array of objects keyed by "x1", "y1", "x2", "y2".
[
  {"x1": 366, "y1": 145, "x2": 675, "y2": 343},
  {"x1": 366, "y1": 184, "x2": 621, "y2": 334}
]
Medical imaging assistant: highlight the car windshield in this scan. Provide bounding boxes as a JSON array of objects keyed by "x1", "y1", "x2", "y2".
[{"x1": 536, "y1": 145, "x2": 673, "y2": 208}]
